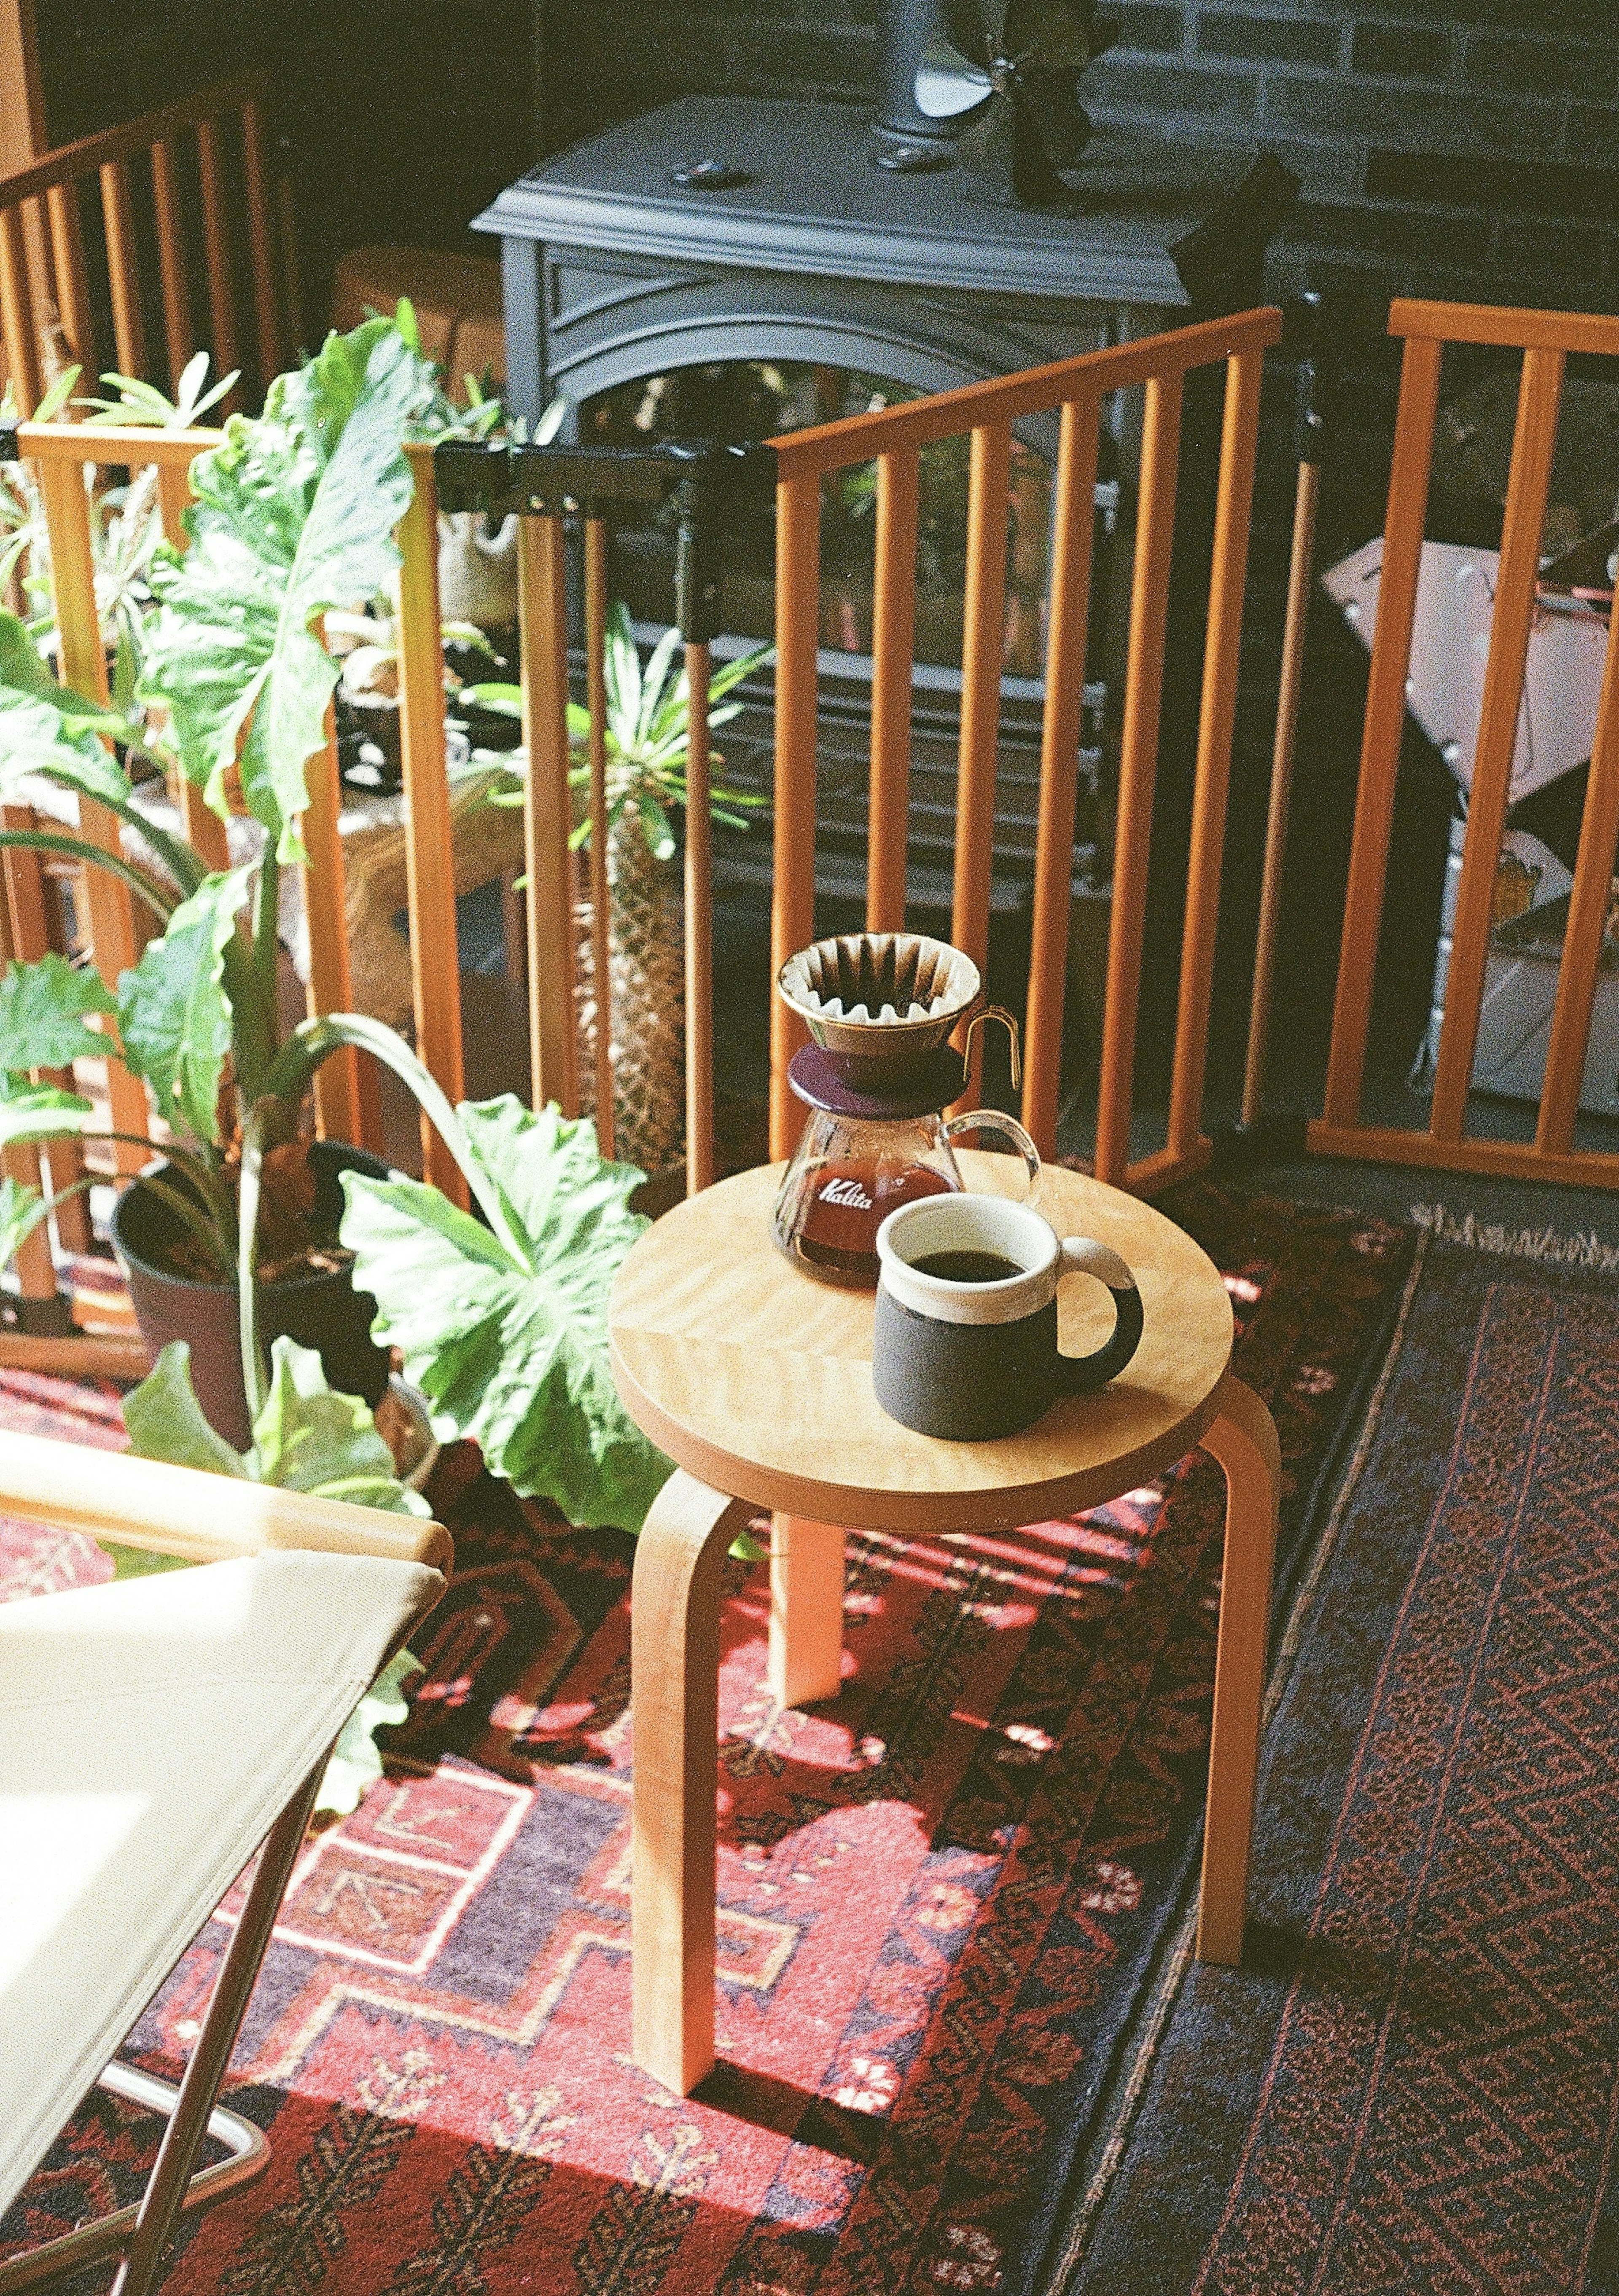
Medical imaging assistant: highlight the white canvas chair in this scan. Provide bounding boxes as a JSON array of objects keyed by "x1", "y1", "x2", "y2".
[{"x1": 0, "y1": 1433, "x2": 451, "y2": 2295}]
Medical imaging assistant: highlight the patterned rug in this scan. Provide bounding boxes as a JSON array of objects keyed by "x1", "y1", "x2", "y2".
[
  {"x1": 0, "y1": 1187, "x2": 1413, "y2": 2296},
  {"x1": 1059, "y1": 1242, "x2": 1619, "y2": 2295}
]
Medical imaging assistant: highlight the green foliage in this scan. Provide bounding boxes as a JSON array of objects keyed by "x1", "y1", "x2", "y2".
[
  {"x1": 0, "y1": 951, "x2": 115, "y2": 1070},
  {"x1": 140, "y1": 322, "x2": 434, "y2": 857},
  {"x1": 338, "y1": 1096, "x2": 672, "y2": 1533},
  {"x1": 0, "y1": 1081, "x2": 92, "y2": 1147},
  {"x1": 0, "y1": 1173, "x2": 49, "y2": 1268},
  {"x1": 116, "y1": 868, "x2": 252, "y2": 1146},
  {"x1": 468, "y1": 604, "x2": 772, "y2": 860},
  {"x1": 120, "y1": 1337, "x2": 430, "y2": 1813}
]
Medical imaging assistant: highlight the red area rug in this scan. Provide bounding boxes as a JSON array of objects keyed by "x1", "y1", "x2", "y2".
[
  {"x1": 0, "y1": 1188, "x2": 1412, "y2": 2296},
  {"x1": 1060, "y1": 1242, "x2": 1619, "y2": 2294}
]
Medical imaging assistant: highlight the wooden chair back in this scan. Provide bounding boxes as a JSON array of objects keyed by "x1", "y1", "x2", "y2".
[
  {"x1": 1312, "y1": 299, "x2": 1619, "y2": 1190},
  {"x1": 0, "y1": 72, "x2": 289, "y2": 416}
]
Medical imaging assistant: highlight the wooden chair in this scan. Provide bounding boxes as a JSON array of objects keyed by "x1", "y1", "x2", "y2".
[
  {"x1": 0, "y1": 71, "x2": 291, "y2": 416},
  {"x1": 0, "y1": 1432, "x2": 449, "y2": 2296}
]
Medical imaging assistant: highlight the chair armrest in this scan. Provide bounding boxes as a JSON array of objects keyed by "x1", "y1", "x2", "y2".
[{"x1": 0, "y1": 1431, "x2": 454, "y2": 1575}]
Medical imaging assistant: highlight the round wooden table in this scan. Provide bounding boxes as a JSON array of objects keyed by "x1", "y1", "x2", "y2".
[{"x1": 609, "y1": 1156, "x2": 1279, "y2": 2095}]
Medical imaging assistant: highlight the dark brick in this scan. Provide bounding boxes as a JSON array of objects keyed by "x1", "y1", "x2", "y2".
[
  {"x1": 1367, "y1": 148, "x2": 1619, "y2": 224},
  {"x1": 1566, "y1": 104, "x2": 1619, "y2": 166},
  {"x1": 1350, "y1": 21, "x2": 1453, "y2": 81},
  {"x1": 1082, "y1": 55, "x2": 1260, "y2": 118},
  {"x1": 1263, "y1": 71, "x2": 1554, "y2": 153},
  {"x1": 1198, "y1": 12, "x2": 1340, "y2": 68},
  {"x1": 1414, "y1": 0, "x2": 1613, "y2": 30},
  {"x1": 1286, "y1": 198, "x2": 1492, "y2": 268},
  {"x1": 1465, "y1": 33, "x2": 1619, "y2": 100},
  {"x1": 1111, "y1": 3, "x2": 1185, "y2": 54},
  {"x1": 1491, "y1": 215, "x2": 1613, "y2": 285}
]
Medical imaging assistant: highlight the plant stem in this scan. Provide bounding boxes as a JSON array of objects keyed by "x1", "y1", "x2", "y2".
[
  {"x1": 236, "y1": 1097, "x2": 271, "y2": 1427},
  {"x1": 0, "y1": 828, "x2": 177, "y2": 921},
  {"x1": 264, "y1": 1014, "x2": 530, "y2": 1266},
  {"x1": 135, "y1": 1166, "x2": 236, "y2": 1278}
]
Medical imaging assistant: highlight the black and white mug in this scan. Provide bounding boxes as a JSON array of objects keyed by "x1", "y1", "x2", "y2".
[{"x1": 872, "y1": 1192, "x2": 1143, "y2": 1441}]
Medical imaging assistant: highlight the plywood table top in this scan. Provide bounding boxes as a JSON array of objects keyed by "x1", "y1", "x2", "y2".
[{"x1": 609, "y1": 1155, "x2": 1233, "y2": 1533}]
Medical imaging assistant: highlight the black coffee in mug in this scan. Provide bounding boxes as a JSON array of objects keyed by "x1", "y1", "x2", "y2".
[
  {"x1": 872, "y1": 1193, "x2": 1144, "y2": 1442},
  {"x1": 909, "y1": 1250, "x2": 1022, "y2": 1284}
]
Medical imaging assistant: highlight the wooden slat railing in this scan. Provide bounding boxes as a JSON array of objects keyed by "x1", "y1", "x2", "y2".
[
  {"x1": 0, "y1": 420, "x2": 375, "y2": 1372},
  {"x1": 1311, "y1": 299, "x2": 1619, "y2": 1190},
  {"x1": 767, "y1": 306, "x2": 1282, "y2": 1187},
  {"x1": 0, "y1": 73, "x2": 288, "y2": 416}
]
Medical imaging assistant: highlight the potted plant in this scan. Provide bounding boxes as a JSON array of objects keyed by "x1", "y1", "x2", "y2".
[
  {"x1": 467, "y1": 602, "x2": 771, "y2": 1171},
  {"x1": 0, "y1": 313, "x2": 672, "y2": 1544}
]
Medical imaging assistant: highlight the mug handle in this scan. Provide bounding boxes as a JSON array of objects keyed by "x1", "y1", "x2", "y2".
[
  {"x1": 938, "y1": 1108, "x2": 1041, "y2": 1197},
  {"x1": 1054, "y1": 1237, "x2": 1144, "y2": 1394}
]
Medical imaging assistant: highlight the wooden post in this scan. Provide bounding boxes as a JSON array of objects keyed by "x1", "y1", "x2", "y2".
[
  {"x1": 583, "y1": 518, "x2": 614, "y2": 1156},
  {"x1": 866, "y1": 446, "x2": 918, "y2": 935},
  {"x1": 99, "y1": 159, "x2": 146, "y2": 381},
  {"x1": 1022, "y1": 396, "x2": 1100, "y2": 1161},
  {"x1": 950, "y1": 422, "x2": 1012, "y2": 1109},
  {"x1": 1167, "y1": 346, "x2": 1266, "y2": 1163},
  {"x1": 516, "y1": 513, "x2": 578, "y2": 1120},
  {"x1": 150, "y1": 139, "x2": 194, "y2": 393},
  {"x1": 1242, "y1": 456, "x2": 1319, "y2": 1130},
  {"x1": 1428, "y1": 346, "x2": 1564, "y2": 1144},
  {"x1": 1319, "y1": 334, "x2": 1442, "y2": 1129},
  {"x1": 1094, "y1": 373, "x2": 1183, "y2": 1186},
  {"x1": 196, "y1": 115, "x2": 241, "y2": 410},
  {"x1": 769, "y1": 472, "x2": 820, "y2": 1160},
  {"x1": 395, "y1": 444, "x2": 468, "y2": 1201}
]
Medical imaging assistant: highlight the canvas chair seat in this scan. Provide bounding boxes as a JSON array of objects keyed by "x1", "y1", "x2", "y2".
[{"x1": 0, "y1": 1549, "x2": 441, "y2": 2217}]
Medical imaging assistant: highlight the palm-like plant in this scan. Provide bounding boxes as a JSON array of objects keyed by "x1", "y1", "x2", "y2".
[{"x1": 469, "y1": 601, "x2": 771, "y2": 1169}]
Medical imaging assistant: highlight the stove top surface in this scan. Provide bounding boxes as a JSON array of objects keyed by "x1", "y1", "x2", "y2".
[{"x1": 478, "y1": 97, "x2": 1274, "y2": 306}]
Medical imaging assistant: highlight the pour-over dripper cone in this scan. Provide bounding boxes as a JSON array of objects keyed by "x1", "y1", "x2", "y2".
[{"x1": 777, "y1": 933, "x2": 981, "y2": 1073}]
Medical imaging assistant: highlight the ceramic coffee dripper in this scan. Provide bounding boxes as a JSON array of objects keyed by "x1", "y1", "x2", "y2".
[
  {"x1": 772, "y1": 931, "x2": 1040, "y2": 1290},
  {"x1": 872, "y1": 1192, "x2": 1144, "y2": 1440}
]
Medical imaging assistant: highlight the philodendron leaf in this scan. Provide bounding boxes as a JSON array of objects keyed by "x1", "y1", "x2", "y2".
[
  {"x1": 0, "y1": 951, "x2": 116, "y2": 1070},
  {"x1": 339, "y1": 1096, "x2": 672, "y2": 1533},
  {"x1": 119, "y1": 1336, "x2": 429, "y2": 1805},
  {"x1": 123, "y1": 1338, "x2": 249, "y2": 1480},
  {"x1": 250, "y1": 1335, "x2": 432, "y2": 1517},
  {"x1": 142, "y1": 322, "x2": 429, "y2": 857},
  {"x1": 116, "y1": 865, "x2": 252, "y2": 1144},
  {"x1": 0, "y1": 1080, "x2": 92, "y2": 1147}
]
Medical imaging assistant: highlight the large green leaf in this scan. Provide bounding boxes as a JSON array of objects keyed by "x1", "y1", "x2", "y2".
[
  {"x1": 116, "y1": 866, "x2": 251, "y2": 1144},
  {"x1": 0, "y1": 611, "x2": 205, "y2": 900},
  {"x1": 142, "y1": 322, "x2": 430, "y2": 858},
  {"x1": 339, "y1": 1097, "x2": 672, "y2": 1532},
  {"x1": 250, "y1": 1335, "x2": 431, "y2": 1515},
  {"x1": 0, "y1": 1080, "x2": 91, "y2": 1147},
  {"x1": 122, "y1": 1339, "x2": 249, "y2": 1479},
  {"x1": 0, "y1": 951, "x2": 116, "y2": 1071}
]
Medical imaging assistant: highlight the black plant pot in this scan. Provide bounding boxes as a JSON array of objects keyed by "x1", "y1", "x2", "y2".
[{"x1": 113, "y1": 1139, "x2": 394, "y2": 1452}]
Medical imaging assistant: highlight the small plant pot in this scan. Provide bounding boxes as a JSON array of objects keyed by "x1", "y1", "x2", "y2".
[{"x1": 113, "y1": 1140, "x2": 395, "y2": 1452}]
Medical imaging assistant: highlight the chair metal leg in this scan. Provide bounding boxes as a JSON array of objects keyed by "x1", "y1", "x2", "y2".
[
  {"x1": 629, "y1": 1471, "x2": 752, "y2": 2096},
  {"x1": 108, "y1": 1759, "x2": 327, "y2": 2296},
  {"x1": 0, "y1": 2068, "x2": 266, "y2": 2294},
  {"x1": 766, "y1": 1513, "x2": 845, "y2": 1710},
  {"x1": 1196, "y1": 1373, "x2": 1280, "y2": 1964}
]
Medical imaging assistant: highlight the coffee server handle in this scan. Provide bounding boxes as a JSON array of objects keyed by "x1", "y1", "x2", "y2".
[
  {"x1": 938, "y1": 1108, "x2": 1042, "y2": 1196},
  {"x1": 1054, "y1": 1237, "x2": 1144, "y2": 1394}
]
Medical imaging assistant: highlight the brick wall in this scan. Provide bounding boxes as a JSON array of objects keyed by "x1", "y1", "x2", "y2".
[{"x1": 546, "y1": 0, "x2": 1619, "y2": 316}]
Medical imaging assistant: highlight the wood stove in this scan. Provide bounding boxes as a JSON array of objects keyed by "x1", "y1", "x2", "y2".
[{"x1": 474, "y1": 76, "x2": 1291, "y2": 1091}]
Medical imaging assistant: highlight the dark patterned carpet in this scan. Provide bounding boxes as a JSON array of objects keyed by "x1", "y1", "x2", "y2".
[
  {"x1": 0, "y1": 1187, "x2": 1415, "y2": 2296},
  {"x1": 1060, "y1": 1242, "x2": 1619, "y2": 2295}
]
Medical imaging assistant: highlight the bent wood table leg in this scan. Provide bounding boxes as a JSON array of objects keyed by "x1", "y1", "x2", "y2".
[
  {"x1": 767, "y1": 1514, "x2": 846, "y2": 1710},
  {"x1": 1195, "y1": 1373, "x2": 1280, "y2": 1965},
  {"x1": 631, "y1": 1470, "x2": 754, "y2": 2095}
]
